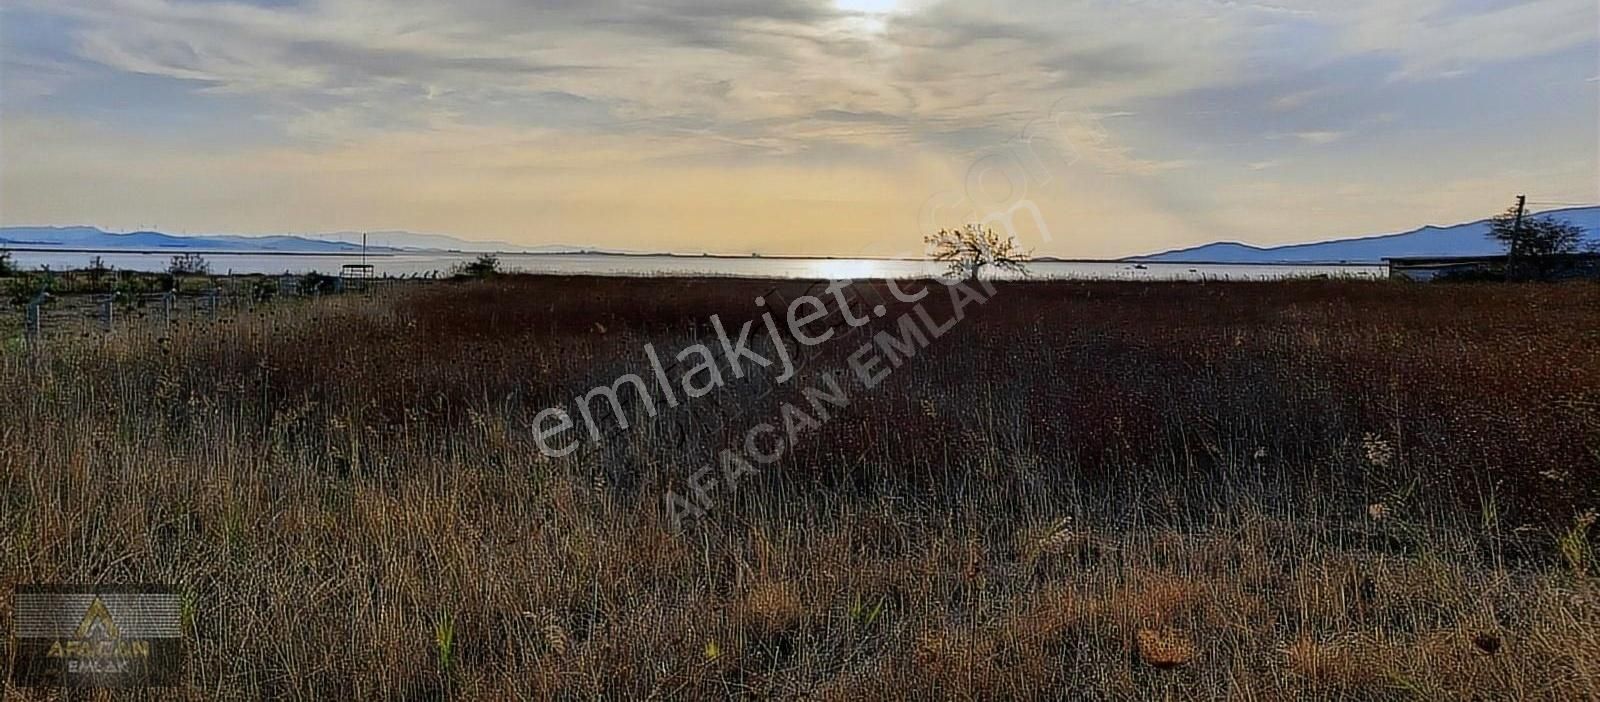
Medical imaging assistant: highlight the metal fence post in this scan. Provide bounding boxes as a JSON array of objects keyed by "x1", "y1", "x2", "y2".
[
  {"x1": 101, "y1": 295, "x2": 115, "y2": 333},
  {"x1": 25, "y1": 291, "x2": 49, "y2": 343},
  {"x1": 25, "y1": 302, "x2": 39, "y2": 342},
  {"x1": 163, "y1": 291, "x2": 176, "y2": 328}
]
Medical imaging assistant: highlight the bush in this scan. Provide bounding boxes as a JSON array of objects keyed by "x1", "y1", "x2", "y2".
[
  {"x1": 0, "y1": 249, "x2": 13, "y2": 277},
  {"x1": 451, "y1": 254, "x2": 501, "y2": 279},
  {"x1": 113, "y1": 273, "x2": 169, "y2": 296},
  {"x1": 85, "y1": 255, "x2": 113, "y2": 284},
  {"x1": 251, "y1": 277, "x2": 278, "y2": 303},
  {"x1": 301, "y1": 271, "x2": 335, "y2": 294},
  {"x1": 169, "y1": 253, "x2": 211, "y2": 277},
  {"x1": 5, "y1": 275, "x2": 49, "y2": 306}
]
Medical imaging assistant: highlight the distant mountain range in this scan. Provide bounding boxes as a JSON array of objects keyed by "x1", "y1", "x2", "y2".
[
  {"x1": 7, "y1": 207, "x2": 1600, "y2": 262},
  {"x1": 0, "y1": 226, "x2": 589, "y2": 254},
  {"x1": 1129, "y1": 206, "x2": 1600, "y2": 264},
  {"x1": 300, "y1": 231, "x2": 595, "y2": 253}
]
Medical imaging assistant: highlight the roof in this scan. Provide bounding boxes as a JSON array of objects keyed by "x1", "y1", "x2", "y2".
[
  {"x1": 1385, "y1": 253, "x2": 1600, "y2": 266},
  {"x1": 1384, "y1": 255, "x2": 1506, "y2": 266}
]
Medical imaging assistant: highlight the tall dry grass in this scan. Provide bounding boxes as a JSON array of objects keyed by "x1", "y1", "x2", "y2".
[{"x1": 1, "y1": 277, "x2": 1598, "y2": 699}]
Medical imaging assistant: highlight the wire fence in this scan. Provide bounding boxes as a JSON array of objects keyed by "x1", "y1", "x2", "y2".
[{"x1": 5, "y1": 275, "x2": 420, "y2": 344}]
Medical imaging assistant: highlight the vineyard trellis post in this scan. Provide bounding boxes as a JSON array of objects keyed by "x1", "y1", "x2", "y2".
[
  {"x1": 25, "y1": 291, "x2": 48, "y2": 343},
  {"x1": 13, "y1": 275, "x2": 421, "y2": 343},
  {"x1": 100, "y1": 294, "x2": 115, "y2": 332}
]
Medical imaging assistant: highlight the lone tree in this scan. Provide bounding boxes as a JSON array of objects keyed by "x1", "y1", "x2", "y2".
[
  {"x1": 0, "y1": 248, "x2": 13, "y2": 277},
  {"x1": 925, "y1": 224, "x2": 1030, "y2": 279},
  {"x1": 1490, "y1": 206, "x2": 1586, "y2": 259}
]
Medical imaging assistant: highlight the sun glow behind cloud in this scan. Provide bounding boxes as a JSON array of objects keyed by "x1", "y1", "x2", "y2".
[
  {"x1": 835, "y1": 0, "x2": 900, "y2": 12},
  {"x1": 834, "y1": 0, "x2": 899, "y2": 32},
  {"x1": 0, "y1": 0, "x2": 1595, "y2": 256}
]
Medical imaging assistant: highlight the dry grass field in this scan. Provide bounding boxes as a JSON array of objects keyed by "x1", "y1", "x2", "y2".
[{"x1": 2, "y1": 277, "x2": 1598, "y2": 699}]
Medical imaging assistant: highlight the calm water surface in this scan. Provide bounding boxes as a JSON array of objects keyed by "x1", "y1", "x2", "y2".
[{"x1": 6, "y1": 251, "x2": 1385, "y2": 281}]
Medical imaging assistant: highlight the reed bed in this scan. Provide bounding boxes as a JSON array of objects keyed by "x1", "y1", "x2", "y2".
[{"x1": 2, "y1": 277, "x2": 1597, "y2": 699}]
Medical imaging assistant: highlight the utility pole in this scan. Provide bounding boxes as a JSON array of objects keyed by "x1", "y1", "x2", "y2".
[
  {"x1": 1508, "y1": 194, "x2": 1527, "y2": 279},
  {"x1": 1512, "y1": 194, "x2": 1527, "y2": 246}
]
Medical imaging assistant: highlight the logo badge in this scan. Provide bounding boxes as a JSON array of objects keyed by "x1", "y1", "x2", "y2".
[{"x1": 9, "y1": 585, "x2": 185, "y2": 688}]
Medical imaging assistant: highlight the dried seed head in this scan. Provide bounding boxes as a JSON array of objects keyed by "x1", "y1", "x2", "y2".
[{"x1": 1135, "y1": 627, "x2": 1195, "y2": 669}]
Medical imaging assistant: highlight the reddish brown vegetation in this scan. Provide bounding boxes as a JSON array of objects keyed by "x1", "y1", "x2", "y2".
[{"x1": 1, "y1": 277, "x2": 1597, "y2": 699}]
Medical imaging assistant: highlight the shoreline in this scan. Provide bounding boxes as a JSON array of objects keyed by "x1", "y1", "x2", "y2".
[{"x1": 2, "y1": 247, "x2": 1390, "y2": 267}]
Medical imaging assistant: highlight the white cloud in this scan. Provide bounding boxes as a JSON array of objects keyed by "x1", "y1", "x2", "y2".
[
  {"x1": 2, "y1": 0, "x2": 1596, "y2": 254},
  {"x1": 1295, "y1": 131, "x2": 1346, "y2": 145},
  {"x1": 1277, "y1": 0, "x2": 1598, "y2": 81}
]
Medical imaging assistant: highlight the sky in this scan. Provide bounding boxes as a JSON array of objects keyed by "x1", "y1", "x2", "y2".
[{"x1": 1, "y1": 0, "x2": 1597, "y2": 258}]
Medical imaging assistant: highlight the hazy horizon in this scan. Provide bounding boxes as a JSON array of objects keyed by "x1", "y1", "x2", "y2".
[
  {"x1": 5, "y1": 202, "x2": 1599, "y2": 260},
  {"x1": 3, "y1": 0, "x2": 1597, "y2": 258}
]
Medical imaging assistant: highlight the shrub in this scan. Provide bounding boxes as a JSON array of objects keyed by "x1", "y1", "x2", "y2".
[
  {"x1": 451, "y1": 253, "x2": 501, "y2": 279},
  {"x1": 5, "y1": 274, "x2": 49, "y2": 305},
  {"x1": 85, "y1": 255, "x2": 113, "y2": 284},
  {"x1": 169, "y1": 253, "x2": 211, "y2": 277},
  {"x1": 251, "y1": 277, "x2": 278, "y2": 303},
  {"x1": 301, "y1": 271, "x2": 335, "y2": 294}
]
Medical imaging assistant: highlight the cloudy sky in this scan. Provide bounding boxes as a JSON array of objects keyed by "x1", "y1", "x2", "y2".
[{"x1": 1, "y1": 0, "x2": 1596, "y2": 257}]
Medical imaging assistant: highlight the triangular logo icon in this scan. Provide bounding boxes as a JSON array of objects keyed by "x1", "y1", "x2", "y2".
[{"x1": 74, "y1": 597, "x2": 120, "y2": 639}]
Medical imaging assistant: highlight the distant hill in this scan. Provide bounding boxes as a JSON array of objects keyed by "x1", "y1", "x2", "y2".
[
  {"x1": 14, "y1": 208, "x2": 1599, "y2": 262},
  {"x1": 0, "y1": 226, "x2": 388, "y2": 253},
  {"x1": 1129, "y1": 206, "x2": 1600, "y2": 264},
  {"x1": 0, "y1": 226, "x2": 575, "y2": 254},
  {"x1": 302, "y1": 231, "x2": 586, "y2": 253}
]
